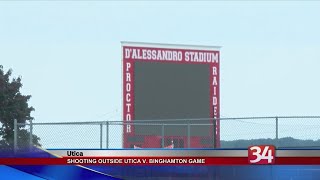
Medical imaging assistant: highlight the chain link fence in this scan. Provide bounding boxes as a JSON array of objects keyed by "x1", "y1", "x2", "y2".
[{"x1": 13, "y1": 116, "x2": 320, "y2": 153}]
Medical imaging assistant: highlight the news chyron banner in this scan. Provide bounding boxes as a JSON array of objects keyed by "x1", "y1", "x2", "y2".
[
  {"x1": 2, "y1": 147, "x2": 320, "y2": 179},
  {"x1": 122, "y1": 42, "x2": 221, "y2": 149}
]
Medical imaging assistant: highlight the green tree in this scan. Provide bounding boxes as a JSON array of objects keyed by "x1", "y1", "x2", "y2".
[{"x1": 0, "y1": 65, "x2": 40, "y2": 152}]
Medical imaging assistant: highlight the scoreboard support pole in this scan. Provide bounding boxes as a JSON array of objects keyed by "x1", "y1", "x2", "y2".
[
  {"x1": 212, "y1": 104, "x2": 216, "y2": 148},
  {"x1": 213, "y1": 117, "x2": 217, "y2": 148},
  {"x1": 162, "y1": 124, "x2": 165, "y2": 148},
  {"x1": 187, "y1": 121, "x2": 191, "y2": 148}
]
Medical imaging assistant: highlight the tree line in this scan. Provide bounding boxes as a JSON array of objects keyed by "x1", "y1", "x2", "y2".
[
  {"x1": 221, "y1": 137, "x2": 320, "y2": 148},
  {"x1": 0, "y1": 65, "x2": 40, "y2": 152}
]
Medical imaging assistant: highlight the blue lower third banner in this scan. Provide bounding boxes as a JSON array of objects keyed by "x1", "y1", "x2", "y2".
[{"x1": 1, "y1": 146, "x2": 320, "y2": 180}]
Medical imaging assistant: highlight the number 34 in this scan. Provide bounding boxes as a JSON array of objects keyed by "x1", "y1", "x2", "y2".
[{"x1": 249, "y1": 145, "x2": 275, "y2": 164}]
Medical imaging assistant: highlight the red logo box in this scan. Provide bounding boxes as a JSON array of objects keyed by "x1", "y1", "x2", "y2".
[{"x1": 248, "y1": 145, "x2": 275, "y2": 164}]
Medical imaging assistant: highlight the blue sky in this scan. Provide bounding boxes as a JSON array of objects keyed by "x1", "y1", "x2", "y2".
[{"x1": 1, "y1": 1, "x2": 320, "y2": 125}]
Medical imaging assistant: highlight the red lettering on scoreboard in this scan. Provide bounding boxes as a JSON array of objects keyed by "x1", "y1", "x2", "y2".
[
  {"x1": 123, "y1": 59, "x2": 134, "y2": 134},
  {"x1": 123, "y1": 47, "x2": 219, "y2": 64}
]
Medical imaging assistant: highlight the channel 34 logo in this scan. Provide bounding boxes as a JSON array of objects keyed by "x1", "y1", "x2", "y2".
[{"x1": 248, "y1": 145, "x2": 275, "y2": 164}]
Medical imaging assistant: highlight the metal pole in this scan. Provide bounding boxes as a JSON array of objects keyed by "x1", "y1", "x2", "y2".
[
  {"x1": 187, "y1": 121, "x2": 190, "y2": 148},
  {"x1": 100, "y1": 123, "x2": 103, "y2": 149},
  {"x1": 161, "y1": 124, "x2": 165, "y2": 148},
  {"x1": 276, "y1": 117, "x2": 279, "y2": 147},
  {"x1": 29, "y1": 119, "x2": 33, "y2": 152},
  {"x1": 14, "y1": 119, "x2": 17, "y2": 154},
  {"x1": 106, "y1": 121, "x2": 109, "y2": 149}
]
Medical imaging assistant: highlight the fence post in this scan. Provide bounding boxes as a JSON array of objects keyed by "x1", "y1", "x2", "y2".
[
  {"x1": 14, "y1": 119, "x2": 17, "y2": 154},
  {"x1": 161, "y1": 124, "x2": 165, "y2": 148},
  {"x1": 106, "y1": 121, "x2": 109, "y2": 149},
  {"x1": 187, "y1": 121, "x2": 190, "y2": 148},
  {"x1": 276, "y1": 117, "x2": 279, "y2": 147},
  {"x1": 100, "y1": 123, "x2": 103, "y2": 149},
  {"x1": 29, "y1": 119, "x2": 33, "y2": 152}
]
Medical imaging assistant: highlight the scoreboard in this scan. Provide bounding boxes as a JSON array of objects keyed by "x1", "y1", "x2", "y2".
[{"x1": 122, "y1": 42, "x2": 221, "y2": 148}]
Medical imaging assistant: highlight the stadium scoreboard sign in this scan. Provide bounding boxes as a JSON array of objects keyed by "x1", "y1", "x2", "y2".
[{"x1": 122, "y1": 42, "x2": 221, "y2": 148}]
